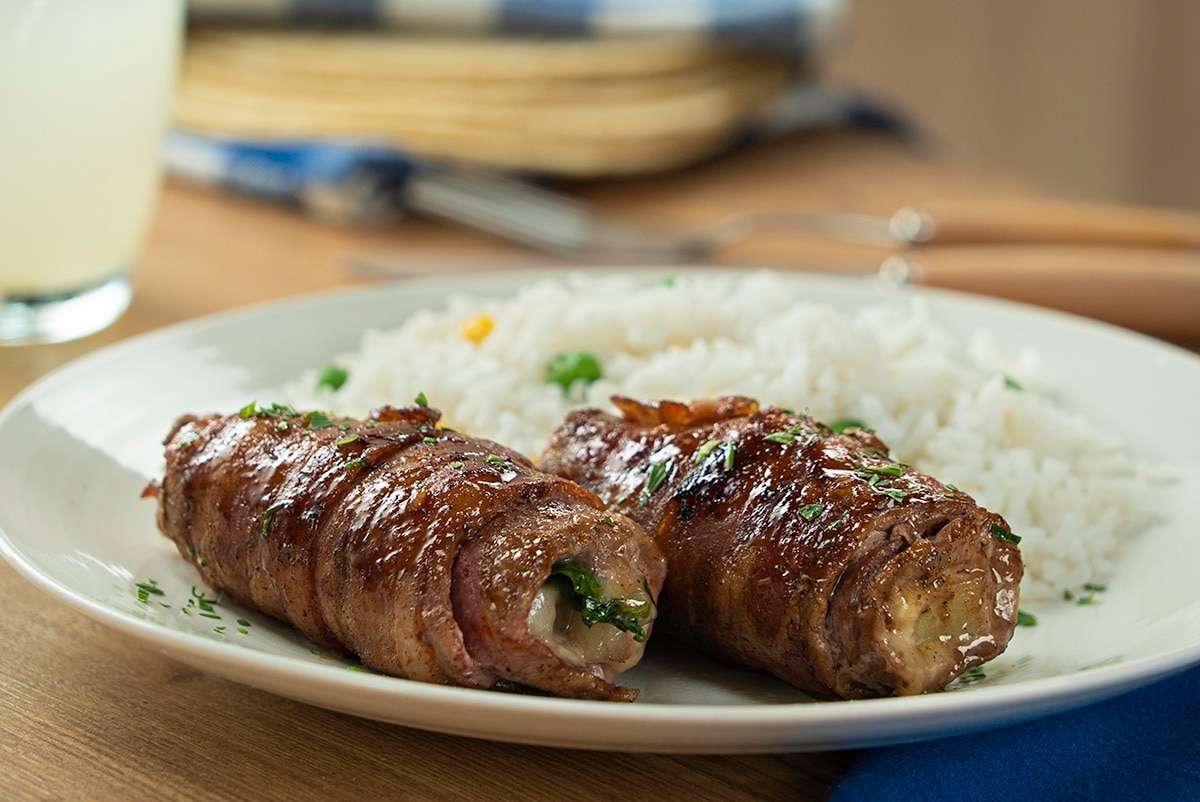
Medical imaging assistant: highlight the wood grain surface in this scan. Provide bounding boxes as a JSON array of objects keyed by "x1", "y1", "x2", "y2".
[{"x1": 0, "y1": 130, "x2": 1195, "y2": 801}]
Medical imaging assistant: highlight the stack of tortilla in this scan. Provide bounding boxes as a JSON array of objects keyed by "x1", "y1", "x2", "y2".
[{"x1": 174, "y1": 29, "x2": 796, "y2": 176}]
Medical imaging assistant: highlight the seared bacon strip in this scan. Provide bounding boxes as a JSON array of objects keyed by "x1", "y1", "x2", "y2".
[
  {"x1": 538, "y1": 396, "x2": 1023, "y2": 699},
  {"x1": 152, "y1": 403, "x2": 665, "y2": 702}
]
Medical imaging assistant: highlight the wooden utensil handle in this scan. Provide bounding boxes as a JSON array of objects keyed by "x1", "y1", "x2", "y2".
[
  {"x1": 906, "y1": 197, "x2": 1200, "y2": 248},
  {"x1": 913, "y1": 245, "x2": 1200, "y2": 337}
]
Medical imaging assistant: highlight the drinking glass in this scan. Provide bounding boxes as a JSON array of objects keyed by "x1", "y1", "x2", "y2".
[{"x1": 0, "y1": 0, "x2": 184, "y2": 345}]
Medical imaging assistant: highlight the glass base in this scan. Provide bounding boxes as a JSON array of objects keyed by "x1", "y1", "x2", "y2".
[{"x1": 0, "y1": 275, "x2": 132, "y2": 346}]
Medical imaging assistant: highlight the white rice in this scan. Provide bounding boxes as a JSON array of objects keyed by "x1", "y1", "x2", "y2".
[{"x1": 288, "y1": 271, "x2": 1158, "y2": 601}]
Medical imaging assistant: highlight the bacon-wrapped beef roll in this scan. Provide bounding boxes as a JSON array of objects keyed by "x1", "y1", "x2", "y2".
[
  {"x1": 538, "y1": 396, "x2": 1024, "y2": 699},
  {"x1": 151, "y1": 402, "x2": 666, "y2": 702}
]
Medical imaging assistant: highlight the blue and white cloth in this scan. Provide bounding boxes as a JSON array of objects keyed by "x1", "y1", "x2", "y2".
[
  {"x1": 164, "y1": 86, "x2": 912, "y2": 229},
  {"x1": 186, "y1": 0, "x2": 847, "y2": 54}
]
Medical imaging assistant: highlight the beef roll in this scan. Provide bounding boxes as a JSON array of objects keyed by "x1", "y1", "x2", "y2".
[
  {"x1": 538, "y1": 396, "x2": 1024, "y2": 699},
  {"x1": 150, "y1": 401, "x2": 666, "y2": 702}
]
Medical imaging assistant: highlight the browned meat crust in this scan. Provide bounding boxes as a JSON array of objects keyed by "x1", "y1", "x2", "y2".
[
  {"x1": 153, "y1": 403, "x2": 665, "y2": 702},
  {"x1": 538, "y1": 396, "x2": 1024, "y2": 699}
]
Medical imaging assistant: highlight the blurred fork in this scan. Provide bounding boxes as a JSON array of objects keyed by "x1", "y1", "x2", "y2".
[
  {"x1": 399, "y1": 164, "x2": 1200, "y2": 263},
  {"x1": 164, "y1": 130, "x2": 1200, "y2": 262}
]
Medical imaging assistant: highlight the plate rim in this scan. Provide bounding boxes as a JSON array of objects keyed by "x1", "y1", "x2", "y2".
[{"x1": 2, "y1": 266, "x2": 1199, "y2": 753}]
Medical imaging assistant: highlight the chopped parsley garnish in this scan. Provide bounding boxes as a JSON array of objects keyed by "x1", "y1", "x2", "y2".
[
  {"x1": 858, "y1": 461, "x2": 905, "y2": 478},
  {"x1": 135, "y1": 579, "x2": 164, "y2": 605},
  {"x1": 188, "y1": 586, "x2": 224, "y2": 618},
  {"x1": 798, "y1": 503, "x2": 824, "y2": 521},
  {"x1": 315, "y1": 364, "x2": 349, "y2": 392},
  {"x1": 239, "y1": 401, "x2": 299, "y2": 420},
  {"x1": 1065, "y1": 582, "x2": 1107, "y2": 605},
  {"x1": 764, "y1": 424, "x2": 806, "y2": 445},
  {"x1": 306, "y1": 411, "x2": 335, "y2": 430},
  {"x1": 829, "y1": 418, "x2": 872, "y2": 434},
  {"x1": 413, "y1": 391, "x2": 429, "y2": 407},
  {"x1": 343, "y1": 458, "x2": 370, "y2": 470},
  {"x1": 639, "y1": 461, "x2": 669, "y2": 506},
  {"x1": 1003, "y1": 374, "x2": 1024, "y2": 392},
  {"x1": 882, "y1": 489, "x2": 907, "y2": 502},
  {"x1": 550, "y1": 559, "x2": 652, "y2": 642},
  {"x1": 334, "y1": 434, "x2": 360, "y2": 447},
  {"x1": 545, "y1": 349, "x2": 603, "y2": 391},
  {"x1": 485, "y1": 454, "x2": 506, "y2": 466},
  {"x1": 447, "y1": 461, "x2": 465, "y2": 469},
  {"x1": 261, "y1": 501, "x2": 288, "y2": 536},
  {"x1": 694, "y1": 439, "x2": 722, "y2": 462},
  {"x1": 1016, "y1": 610, "x2": 1038, "y2": 627},
  {"x1": 990, "y1": 524, "x2": 1022, "y2": 544},
  {"x1": 694, "y1": 439, "x2": 735, "y2": 470}
]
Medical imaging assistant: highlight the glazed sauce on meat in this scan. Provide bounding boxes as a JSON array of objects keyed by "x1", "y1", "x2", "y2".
[{"x1": 539, "y1": 396, "x2": 1023, "y2": 699}]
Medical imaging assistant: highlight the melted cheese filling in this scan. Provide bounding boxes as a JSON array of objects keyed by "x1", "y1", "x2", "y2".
[
  {"x1": 527, "y1": 582, "x2": 645, "y2": 682},
  {"x1": 883, "y1": 571, "x2": 992, "y2": 694}
]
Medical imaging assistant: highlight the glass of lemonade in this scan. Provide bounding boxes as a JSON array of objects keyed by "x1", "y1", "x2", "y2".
[{"x1": 0, "y1": 0, "x2": 184, "y2": 345}]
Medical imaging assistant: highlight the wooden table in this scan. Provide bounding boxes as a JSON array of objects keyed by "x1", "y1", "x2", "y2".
[{"x1": 0, "y1": 130, "x2": 1195, "y2": 800}]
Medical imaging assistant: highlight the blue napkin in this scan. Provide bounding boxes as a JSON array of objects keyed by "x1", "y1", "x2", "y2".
[
  {"x1": 185, "y1": 0, "x2": 846, "y2": 54},
  {"x1": 831, "y1": 665, "x2": 1200, "y2": 802}
]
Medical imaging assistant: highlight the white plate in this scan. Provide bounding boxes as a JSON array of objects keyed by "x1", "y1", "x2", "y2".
[{"x1": 2, "y1": 269, "x2": 1199, "y2": 754}]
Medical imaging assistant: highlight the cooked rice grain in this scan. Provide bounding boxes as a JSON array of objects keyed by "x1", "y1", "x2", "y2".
[{"x1": 289, "y1": 272, "x2": 1158, "y2": 600}]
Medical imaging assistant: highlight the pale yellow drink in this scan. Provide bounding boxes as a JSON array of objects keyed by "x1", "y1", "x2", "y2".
[{"x1": 0, "y1": 0, "x2": 183, "y2": 343}]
